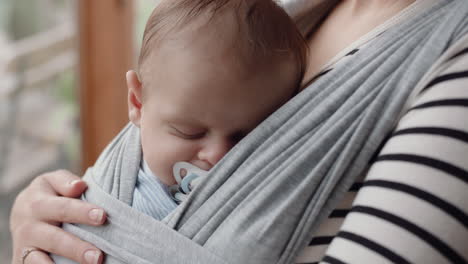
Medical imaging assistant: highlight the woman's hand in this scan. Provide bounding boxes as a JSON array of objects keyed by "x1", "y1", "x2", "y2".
[{"x1": 10, "y1": 170, "x2": 107, "y2": 264}]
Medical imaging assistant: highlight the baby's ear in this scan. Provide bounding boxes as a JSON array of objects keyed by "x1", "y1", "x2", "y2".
[{"x1": 126, "y1": 70, "x2": 143, "y2": 127}]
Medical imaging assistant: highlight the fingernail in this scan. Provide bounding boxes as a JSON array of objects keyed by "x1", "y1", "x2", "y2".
[
  {"x1": 89, "y1": 209, "x2": 104, "y2": 224},
  {"x1": 84, "y1": 250, "x2": 102, "y2": 264},
  {"x1": 69, "y1": 179, "x2": 81, "y2": 186}
]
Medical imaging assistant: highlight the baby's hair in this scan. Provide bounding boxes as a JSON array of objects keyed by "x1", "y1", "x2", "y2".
[{"x1": 138, "y1": 0, "x2": 308, "y2": 89}]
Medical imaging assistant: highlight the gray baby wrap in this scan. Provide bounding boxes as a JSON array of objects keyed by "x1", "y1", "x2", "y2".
[{"x1": 55, "y1": 1, "x2": 468, "y2": 263}]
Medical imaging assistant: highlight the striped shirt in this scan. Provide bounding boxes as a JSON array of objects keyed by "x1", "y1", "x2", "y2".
[
  {"x1": 132, "y1": 160, "x2": 177, "y2": 220},
  {"x1": 295, "y1": 1, "x2": 468, "y2": 263}
]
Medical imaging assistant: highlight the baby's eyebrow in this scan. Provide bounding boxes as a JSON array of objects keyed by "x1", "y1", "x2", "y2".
[
  {"x1": 161, "y1": 110, "x2": 201, "y2": 124},
  {"x1": 166, "y1": 119, "x2": 205, "y2": 128}
]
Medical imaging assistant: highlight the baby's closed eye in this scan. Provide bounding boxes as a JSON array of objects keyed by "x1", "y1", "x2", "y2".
[{"x1": 169, "y1": 125, "x2": 206, "y2": 140}]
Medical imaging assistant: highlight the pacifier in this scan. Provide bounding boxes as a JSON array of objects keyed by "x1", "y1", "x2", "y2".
[{"x1": 170, "y1": 162, "x2": 208, "y2": 203}]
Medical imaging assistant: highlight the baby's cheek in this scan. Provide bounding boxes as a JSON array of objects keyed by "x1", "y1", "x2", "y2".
[
  {"x1": 149, "y1": 137, "x2": 199, "y2": 185},
  {"x1": 159, "y1": 138, "x2": 198, "y2": 163}
]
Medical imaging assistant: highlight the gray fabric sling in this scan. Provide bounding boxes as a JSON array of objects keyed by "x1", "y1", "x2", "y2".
[{"x1": 54, "y1": 1, "x2": 468, "y2": 263}]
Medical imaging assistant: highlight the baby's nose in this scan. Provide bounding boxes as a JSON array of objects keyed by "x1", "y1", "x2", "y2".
[{"x1": 199, "y1": 139, "x2": 234, "y2": 168}]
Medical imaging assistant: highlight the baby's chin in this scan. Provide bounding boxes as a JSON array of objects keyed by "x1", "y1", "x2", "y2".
[{"x1": 157, "y1": 173, "x2": 177, "y2": 186}]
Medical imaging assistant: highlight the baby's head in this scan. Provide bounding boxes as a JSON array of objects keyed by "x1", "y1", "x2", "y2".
[{"x1": 127, "y1": 0, "x2": 307, "y2": 185}]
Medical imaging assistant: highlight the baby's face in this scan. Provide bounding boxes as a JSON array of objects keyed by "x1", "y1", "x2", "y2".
[{"x1": 132, "y1": 17, "x2": 297, "y2": 185}]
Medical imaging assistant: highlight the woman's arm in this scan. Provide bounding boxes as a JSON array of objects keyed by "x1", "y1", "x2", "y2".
[
  {"x1": 320, "y1": 38, "x2": 468, "y2": 263},
  {"x1": 9, "y1": 170, "x2": 106, "y2": 264}
]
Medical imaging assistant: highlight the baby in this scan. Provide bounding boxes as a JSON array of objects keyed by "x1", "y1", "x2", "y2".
[{"x1": 126, "y1": 0, "x2": 308, "y2": 219}]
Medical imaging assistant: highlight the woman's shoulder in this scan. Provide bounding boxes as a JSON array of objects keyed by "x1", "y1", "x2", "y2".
[{"x1": 399, "y1": 32, "x2": 468, "y2": 118}]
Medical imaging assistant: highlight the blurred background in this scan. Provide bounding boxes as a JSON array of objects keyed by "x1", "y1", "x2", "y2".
[{"x1": 0, "y1": 0, "x2": 157, "y2": 261}]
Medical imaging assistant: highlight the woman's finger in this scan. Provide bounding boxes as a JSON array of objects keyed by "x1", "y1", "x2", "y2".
[
  {"x1": 22, "y1": 250, "x2": 54, "y2": 264},
  {"x1": 19, "y1": 223, "x2": 103, "y2": 264},
  {"x1": 34, "y1": 170, "x2": 88, "y2": 197},
  {"x1": 34, "y1": 196, "x2": 106, "y2": 225}
]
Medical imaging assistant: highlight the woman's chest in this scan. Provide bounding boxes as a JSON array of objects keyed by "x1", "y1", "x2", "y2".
[
  {"x1": 302, "y1": 1, "x2": 415, "y2": 84},
  {"x1": 304, "y1": 21, "x2": 379, "y2": 82}
]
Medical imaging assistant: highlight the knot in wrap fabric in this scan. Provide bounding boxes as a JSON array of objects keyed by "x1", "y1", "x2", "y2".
[{"x1": 54, "y1": 1, "x2": 468, "y2": 263}]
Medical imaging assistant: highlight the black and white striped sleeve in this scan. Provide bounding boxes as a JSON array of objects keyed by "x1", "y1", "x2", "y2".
[{"x1": 320, "y1": 38, "x2": 468, "y2": 264}]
